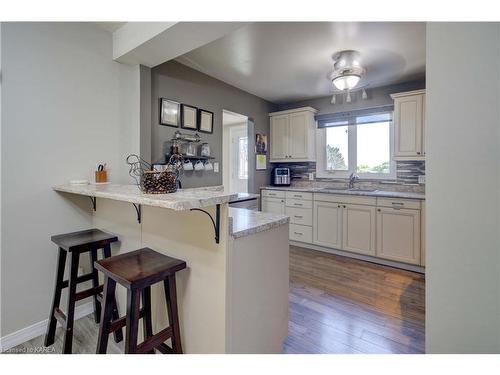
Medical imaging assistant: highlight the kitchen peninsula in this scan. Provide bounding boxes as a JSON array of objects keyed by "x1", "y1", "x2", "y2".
[{"x1": 53, "y1": 184, "x2": 289, "y2": 354}]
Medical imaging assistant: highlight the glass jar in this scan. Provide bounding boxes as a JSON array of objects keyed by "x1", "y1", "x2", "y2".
[
  {"x1": 200, "y1": 142, "x2": 211, "y2": 157},
  {"x1": 185, "y1": 142, "x2": 196, "y2": 156}
]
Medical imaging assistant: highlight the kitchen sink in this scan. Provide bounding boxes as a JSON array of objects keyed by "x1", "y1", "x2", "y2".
[{"x1": 319, "y1": 188, "x2": 378, "y2": 193}]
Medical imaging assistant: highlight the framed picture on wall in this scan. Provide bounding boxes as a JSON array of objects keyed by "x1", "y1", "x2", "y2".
[
  {"x1": 159, "y1": 98, "x2": 180, "y2": 127},
  {"x1": 198, "y1": 109, "x2": 214, "y2": 134},
  {"x1": 180, "y1": 104, "x2": 198, "y2": 130},
  {"x1": 255, "y1": 133, "x2": 267, "y2": 154}
]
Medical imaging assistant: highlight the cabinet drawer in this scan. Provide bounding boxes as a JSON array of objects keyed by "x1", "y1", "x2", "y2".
[
  {"x1": 313, "y1": 193, "x2": 376, "y2": 206},
  {"x1": 261, "y1": 189, "x2": 285, "y2": 198},
  {"x1": 289, "y1": 224, "x2": 312, "y2": 243},
  {"x1": 285, "y1": 198, "x2": 312, "y2": 209},
  {"x1": 285, "y1": 206, "x2": 312, "y2": 226},
  {"x1": 285, "y1": 191, "x2": 312, "y2": 200},
  {"x1": 377, "y1": 198, "x2": 421, "y2": 210}
]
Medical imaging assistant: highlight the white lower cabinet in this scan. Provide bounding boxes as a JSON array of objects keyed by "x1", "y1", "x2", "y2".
[
  {"x1": 289, "y1": 223, "x2": 313, "y2": 243},
  {"x1": 342, "y1": 204, "x2": 376, "y2": 256},
  {"x1": 376, "y1": 207, "x2": 420, "y2": 265},
  {"x1": 262, "y1": 189, "x2": 424, "y2": 267},
  {"x1": 313, "y1": 201, "x2": 343, "y2": 249},
  {"x1": 261, "y1": 197, "x2": 285, "y2": 215}
]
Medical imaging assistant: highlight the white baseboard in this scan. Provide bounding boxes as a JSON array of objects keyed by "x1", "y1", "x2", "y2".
[{"x1": 0, "y1": 302, "x2": 94, "y2": 352}]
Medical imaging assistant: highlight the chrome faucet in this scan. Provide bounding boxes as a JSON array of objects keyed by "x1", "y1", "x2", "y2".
[{"x1": 348, "y1": 173, "x2": 359, "y2": 189}]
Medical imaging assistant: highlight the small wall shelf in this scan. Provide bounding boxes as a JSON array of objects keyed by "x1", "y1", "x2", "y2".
[{"x1": 165, "y1": 153, "x2": 215, "y2": 161}]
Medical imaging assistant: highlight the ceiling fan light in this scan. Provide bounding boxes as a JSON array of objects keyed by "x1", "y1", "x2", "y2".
[{"x1": 332, "y1": 74, "x2": 360, "y2": 91}]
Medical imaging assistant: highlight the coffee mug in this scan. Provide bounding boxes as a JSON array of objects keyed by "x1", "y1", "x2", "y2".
[
  {"x1": 184, "y1": 160, "x2": 193, "y2": 171},
  {"x1": 204, "y1": 161, "x2": 213, "y2": 171},
  {"x1": 194, "y1": 160, "x2": 204, "y2": 171}
]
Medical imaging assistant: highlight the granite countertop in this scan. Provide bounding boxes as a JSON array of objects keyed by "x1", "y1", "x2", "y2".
[
  {"x1": 53, "y1": 184, "x2": 238, "y2": 211},
  {"x1": 260, "y1": 186, "x2": 425, "y2": 200},
  {"x1": 228, "y1": 207, "x2": 289, "y2": 239},
  {"x1": 229, "y1": 192, "x2": 260, "y2": 203}
]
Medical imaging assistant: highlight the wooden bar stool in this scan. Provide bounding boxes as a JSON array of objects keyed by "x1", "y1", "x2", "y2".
[
  {"x1": 44, "y1": 229, "x2": 123, "y2": 354},
  {"x1": 94, "y1": 247, "x2": 186, "y2": 354}
]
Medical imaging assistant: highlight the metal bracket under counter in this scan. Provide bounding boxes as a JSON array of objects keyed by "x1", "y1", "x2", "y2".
[
  {"x1": 190, "y1": 204, "x2": 221, "y2": 244},
  {"x1": 88, "y1": 196, "x2": 142, "y2": 224}
]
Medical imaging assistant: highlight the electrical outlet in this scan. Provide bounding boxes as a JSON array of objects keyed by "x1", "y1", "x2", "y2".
[
  {"x1": 214, "y1": 162, "x2": 219, "y2": 173},
  {"x1": 309, "y1": 172, "x2": 315, "y2": 181},
  {"x1": 418, "y1": 175, "x2": 426, "y2": 184}
]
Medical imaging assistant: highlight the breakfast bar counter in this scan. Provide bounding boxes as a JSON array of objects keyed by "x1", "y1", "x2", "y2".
[{"x1": 53, "y1": 184, "x2": 289, "y2": 353}]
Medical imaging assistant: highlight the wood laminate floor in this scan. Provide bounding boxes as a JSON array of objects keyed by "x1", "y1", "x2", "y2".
[
  {"x1": 284, "y1": 245, "x2": 425, "y2": 354},
  {"x1": 7, "y1": 245, "x2": 425, "y2": 354}
]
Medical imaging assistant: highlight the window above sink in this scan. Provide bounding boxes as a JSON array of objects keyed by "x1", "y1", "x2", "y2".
[{"x1": 315, "y1": 108, "x2": 396, "y2": 180}]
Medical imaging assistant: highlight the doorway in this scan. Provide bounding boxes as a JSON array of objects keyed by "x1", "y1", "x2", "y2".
[{"x1": 222, "y1": 110, "x2": 249, "y2": 193}]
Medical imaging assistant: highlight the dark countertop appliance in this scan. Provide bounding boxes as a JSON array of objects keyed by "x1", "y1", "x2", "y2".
[{"x1": 272, "y1": 167, "x2": 291, "y2": 186}]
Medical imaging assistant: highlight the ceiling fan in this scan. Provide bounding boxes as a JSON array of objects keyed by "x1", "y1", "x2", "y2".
[{"x1": 329, "y1": 50, "x2": 368, "y2": 104}]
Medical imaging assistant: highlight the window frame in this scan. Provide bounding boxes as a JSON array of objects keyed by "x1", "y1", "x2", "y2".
[{"x1": 316, "y1": 118, "x2": 396, "y2": 180}]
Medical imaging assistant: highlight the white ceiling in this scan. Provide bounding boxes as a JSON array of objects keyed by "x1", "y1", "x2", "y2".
[
  {"x1": 176, "y1": 22, "x2": 426, "y2": 104},
  {"x1": 94, "y1": 22, "x2": 127, "y2": 33}
]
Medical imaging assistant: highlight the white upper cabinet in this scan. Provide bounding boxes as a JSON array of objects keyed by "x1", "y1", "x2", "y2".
[
  {"x1": 269, "y1": 107, "x2": 317, "y2": 162},
  {"x1": 391, "y1": 90, "x2": 426, "y2": 160},
  {"x1": 269, "y1": 114, "x2": 289, "y2": 160}
]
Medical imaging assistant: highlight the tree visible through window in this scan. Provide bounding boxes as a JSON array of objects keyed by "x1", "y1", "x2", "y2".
[{"x1": 322, "y1": 112, "x2": 394, "y2": 178}]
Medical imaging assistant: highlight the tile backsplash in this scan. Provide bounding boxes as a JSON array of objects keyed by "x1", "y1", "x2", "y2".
[{"x1": 272, "y1": 160, "x2": 425, "y2": 193}]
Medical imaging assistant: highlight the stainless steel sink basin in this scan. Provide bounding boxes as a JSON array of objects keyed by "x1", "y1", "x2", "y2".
[{"x1": 319, "y1": 188, "x2": 378, "y2": 193}]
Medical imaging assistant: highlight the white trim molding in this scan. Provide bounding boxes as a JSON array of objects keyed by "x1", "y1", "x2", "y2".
[{"x1": 0, "y1": 302, "x2": 93, "y2": 352}]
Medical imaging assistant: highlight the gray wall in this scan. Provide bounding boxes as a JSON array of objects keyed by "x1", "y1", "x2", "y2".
[
  {"x1": 426, "y1": 23, "x2": 500, "y2": 353},
  {"x1": 277, "y1": 80, "x2": 425, "y2": 114},
  {"x1": 149, "y1": 61, "x2": 277, "y2": 192},
  {"x1": 1, "y1": 23, "x2": 140, "y2": 337}
]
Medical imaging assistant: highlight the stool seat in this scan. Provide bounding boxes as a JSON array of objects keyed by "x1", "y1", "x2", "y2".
[
  {"x1": 95, "y1": 248, "x2": 186, "y2": 290},
  {"x1": 51, "y1": 229, "x2": 118, "y2": 252}
]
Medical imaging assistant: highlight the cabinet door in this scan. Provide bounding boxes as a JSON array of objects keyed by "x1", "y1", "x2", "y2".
[
  {"x1": 376, "y1": 207, "x2": 420, "y2": 264},
  {"x1": 313, "y1": 201, "x2": 342, "y2": 249},
  {"x1": 342, "y1": 204, "x2": 376, "y2": 256},
  {"x1": 422, "y1": 93, "x2": 426, "y2": 156},
  {"x1": 288, "y1": 111, "x2": 309, "y2": 159},
  {"x1": 270, "y1": 115, "x2": 289, "y2": 160},
  {"x1": 421, "y1": 201, "x2": 425, "y2": 266},
  {"x1": 261, "y1": 197, "x2": 285, "y2": 215},
  {"x1": 394, "y1": 94, "x2": 423, "y2": 157}
]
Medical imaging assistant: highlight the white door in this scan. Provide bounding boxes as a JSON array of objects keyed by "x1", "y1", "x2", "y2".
[
  {"x1": 229, "y1": 126, "x2": 248, "y2": 193},
  {"x1": 342, "y1": 204, "x2": 376, "y2": 256},
  {"x1": 376, "y1": 207, "x2": 421, "y2": 264},
  {"x1": 262, "y1": 197, "x2": 285, "y2": 214},
  {"x1": 288, "y1": 111, "x2": 309, "y2": 159},
  {"x1": 394, "y1": 94, "x2": 423, "y2": 157},
  {"x1": 313, "y1": 201, "x2": 342, "y2": 249},
  {"x1": 270, "y1": 114, "x2": 289, "y2": 160}
]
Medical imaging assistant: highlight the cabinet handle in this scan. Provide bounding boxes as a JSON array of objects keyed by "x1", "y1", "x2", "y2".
[
  {"x1": 294, "y1": 215, "x2": 303, "y2": 218},
  {"x1": 294, "y1": 232, "x2": 303, "y2": 235},
  {"x1": 338, "y1": 205, "x2": 341, "y2": 208},
  {"x1": 391, "y1": 202, "x2": 404, "y2": 206},
  {"x1": 293, "y1": 194, "x2": 303, "y2": 198},
  {"x1": 377, "y1": 208, "x2": 381, "y2": 212},
  {"x1": 343, "y1": 205, "x2": 346, "y2": 208},
  {"x1": 294, "y1": 203, "x2": 303, "y2": 206},
  {"x1": 417, "y1": 152, "x2": 421, "y2": 155}
]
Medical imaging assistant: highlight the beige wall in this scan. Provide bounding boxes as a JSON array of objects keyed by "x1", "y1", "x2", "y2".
[
  {"x1": 1, "y1": 23, "x2": 140, "y2": 336},
  {"x1": 426, "y1": 22, "x2": 500, "y2": 353}
]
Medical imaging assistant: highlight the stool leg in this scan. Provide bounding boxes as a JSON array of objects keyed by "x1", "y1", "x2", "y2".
[
  {"x1": 103, "y1": 244, "x2": 123, "y2": 343},
  {"x1": 63, "y1": 251, "x2": 80, "y2": 354},
  {"x1": 89, "y1": 249, "x2": 101, "y2": 324},
  {"x1": 44, "y1": 247, "x2": 67, "y2": 347},
  {"x1": 164, "y1": 276, "x2": 183, "y2": 354},
  {"x1": 96, "y1": 276, "x2": 116, "y2": 354},
  {"x1": 142, "y1": 286, "x2": 154, "y2": 354},
  {"x1": 125, "y1": 289, "x2": 141, "y2": 354}
]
